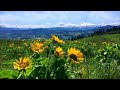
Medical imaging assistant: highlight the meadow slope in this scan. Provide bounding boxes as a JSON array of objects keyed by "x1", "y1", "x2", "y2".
[{"x1": 0, "y1": 33, "x2": 120, "y2": 79}]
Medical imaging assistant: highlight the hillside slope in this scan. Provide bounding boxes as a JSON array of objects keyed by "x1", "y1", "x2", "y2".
[{"x1": 75, "y1": 34, "x2": 120, "y2": 45}]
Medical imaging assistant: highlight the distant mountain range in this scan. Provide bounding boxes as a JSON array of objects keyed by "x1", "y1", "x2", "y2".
[{"x1": 0, "y1": 24, "x2": 120, "y2": 40}]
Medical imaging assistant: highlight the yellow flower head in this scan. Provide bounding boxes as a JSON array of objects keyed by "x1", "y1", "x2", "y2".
[
  {"x1": 55, "y1": 47, "x2": 64, "y2": 57},
  {"x1": 51, "y1": 34, "x2": 64, "y2": 44},
  {"x1": 51, "y1": 34, "x2": 59, "y2": 41},
  {"x1": 68, "y1": 48, "x2": 84, "y2": 64},
  {"x1": 57, "y1": 39, "x2": 64, "y2": 44},
  {"x1": 30, "y1": 42, "x2": 44, "y2": 53},
  {"x1": 13, "y1": 57, "x2": 32, "y2": 70}
]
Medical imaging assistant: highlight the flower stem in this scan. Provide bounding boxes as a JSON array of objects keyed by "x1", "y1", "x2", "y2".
[
  {"x1": 22, "y1": 69, "x2": 25, "y2": 79},
  {"x1": 17, "y1": 73, "x2": 22, "y2": 79}
]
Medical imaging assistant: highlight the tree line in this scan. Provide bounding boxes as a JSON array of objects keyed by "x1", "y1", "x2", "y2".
[{"x1": 70, "y1": 26, "x2": 120, "y2": 41}]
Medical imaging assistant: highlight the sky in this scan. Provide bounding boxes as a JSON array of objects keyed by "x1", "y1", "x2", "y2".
[{"x1": 0, "y1": 11, "x2": 120, "y2": 28}]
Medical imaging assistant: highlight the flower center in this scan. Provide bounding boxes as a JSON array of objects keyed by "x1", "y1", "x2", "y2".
[
  {"x1": 70, "y1": 54, "x2": 77, "y2": 61},
  {"x1": 20, "y1": 62, "x2": 29, "y2": 68}
]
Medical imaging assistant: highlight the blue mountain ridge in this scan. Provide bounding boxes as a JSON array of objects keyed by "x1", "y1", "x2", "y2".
[{"x1": 0, "y1": 25, "x2": 119, "y2": 40}]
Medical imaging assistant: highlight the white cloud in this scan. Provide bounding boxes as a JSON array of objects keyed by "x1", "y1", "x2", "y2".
[
  {"x1": 1, "y1": 24, "x2": 50, "y2": 28},
  {"x1": 0, "y1": 11, "x2": 86, "y2": 24},
  {"x1": 0, "y1": 11, "x2": 120, "y2": 26},
  {"x1": 0, "y1": 11, "x2": 54, "y2": 24}
]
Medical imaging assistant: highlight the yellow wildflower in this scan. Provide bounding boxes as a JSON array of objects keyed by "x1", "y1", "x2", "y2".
[
  {"x1": 13, "y1": 57, "x2": 32, "y2": 70},
  {"x1": 68, "y1": 48, "x2": 84, "y2": 64},
  {"x1": 51, "y1": 34, "x2": 64, "y2": 44},
  {"x1": 55, "y1": 47, "x2": 64, "y2": 57},
  {"x1": 30, "y1": 42, "x2": 44, "y2": 53}
]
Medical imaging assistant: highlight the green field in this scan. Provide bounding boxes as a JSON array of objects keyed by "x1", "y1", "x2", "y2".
[
  {"x1": 0, "y1": 34, "x2": 120, "y2": 79},
  {"x1": 79, "y1": 34, "x2": 120, "y2": 44}
]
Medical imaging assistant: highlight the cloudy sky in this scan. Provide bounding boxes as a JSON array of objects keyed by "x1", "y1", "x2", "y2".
[{"x1": 0, "y1": 11, "x2": 120, "y2": 28}]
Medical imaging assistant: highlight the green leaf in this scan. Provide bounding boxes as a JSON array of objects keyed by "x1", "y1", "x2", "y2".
[
  {"x1": 36, "y1": 58, "x2": 44, "y2": 61},
  {"x1": 24, "y1": 68, "x2": 33, "y2": 77},
  {"x1": 40, "y1": 58, "x2": 48, "y2": 66},
  {"x1": 0, "y1": 69, "x2": 15, "y2": 79}
]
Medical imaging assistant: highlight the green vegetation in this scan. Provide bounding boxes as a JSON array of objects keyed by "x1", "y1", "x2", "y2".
[
  {"x1": 0, "y1": 33, "x2": 120, "y2": 79},
  {"x1": 78, "y1": 34, "x2": 120, "y2": 46}
]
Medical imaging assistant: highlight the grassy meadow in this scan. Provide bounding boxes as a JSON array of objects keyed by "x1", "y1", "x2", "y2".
[{"x1": 0, "y1": 34, "x2": 120, "y2": 79}]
